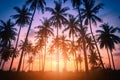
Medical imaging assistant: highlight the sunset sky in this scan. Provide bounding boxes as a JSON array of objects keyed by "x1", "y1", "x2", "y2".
[{"x1": 0, "y1": 0, "x2": 120, "y2": 71}]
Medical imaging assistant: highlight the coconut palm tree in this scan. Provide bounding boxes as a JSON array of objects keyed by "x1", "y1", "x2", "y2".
[
  {"x1": 81, "y1": 0, "x2": 104, "y2": 69},
  {"x1": 88, "y1": 50, "x2": 99, "y2": 70},
  {"x1": 0, "y1": 19, "x2": 17, "y2": 69},
  {"x1": 35, "y1": 18, "x2": 54, "y2": 71},
  {"x1": 17, "y1": 0, "x2": 46, "y2": 72},
  {"x1": 70, "y1": 0, "x2": 89, "y2": 72},
  {"x1": 34, "y1": 37, "x2": 44, "y2": 71},
  {"x1": 46, "y1": 1, "x2": 69, "y2": 72},
  {"x1": 59, "y1": 35, "x2": 70, "y2": 71},
  {"x1": 96, "y1": 23, "x2": 120, "y2": 70},
  {"x1": 9, "y1": 5, "x2": 32, "y2": 71},
  {"x1": 63, "y1": 14, "x2": 80, "y2": 71},
  {"x1": 18, "y1": 40, "x2": 33, "y2": 71},
  {"x1": 0, "y1": 46, "x2": 15, "y2": 70}
]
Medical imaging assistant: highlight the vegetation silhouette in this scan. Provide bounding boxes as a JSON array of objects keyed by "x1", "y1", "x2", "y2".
[{"x1": 0, "y1": 0, "x2": 120, "y2": 80}]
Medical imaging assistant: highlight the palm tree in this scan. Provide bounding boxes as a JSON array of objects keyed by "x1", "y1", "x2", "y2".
[
  {"x1": 96, "y1": 23, "x2": 120, "y2": 70},
  {"x1": 17, "y1": 0, "x2": 46, "y2": 72},
  {"x1": 9, "y1": 5, "x2": 32, "y2": 71},
  {"x1": 81, "y1": 0, "x2": 104, "y2": 69},
  {"x1": 88, "y1": 50, "x2": 99, "y2": 70},
  {"x1": 34, "y1": 38, "x2": 44, "y2": 71},
  {"x1": 46, "y1": 1, "x2": 69, "y2": 72},
  {"x1": 59, "y1": 35, "x2": 70, "y2": 71},
  {"x1": 35, "y1": 18, "x2": 54, "y2": 71},
  {"x1": 63, "y1": 14, "x2": 80, "y2": 71},
  {"x1": 0, "y1": 19, "x2": 17, "y2": 69},
  {"x1": 0, "y1": 46, "x2": 15, "y2": 70},
  {"x1": 70, "y1": 0, "x2": 89, "y2": 73}
]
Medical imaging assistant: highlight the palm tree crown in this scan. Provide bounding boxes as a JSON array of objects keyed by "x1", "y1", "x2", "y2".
[
  {"x1": 11, "y1": 5, "x2": 32, "y2": 27},
  {"x1": 96, "y1": 23, "x2": 120, "y2": 51},
  {"x1": 82, "y1": 0, "x2": 103, "y2": 25},
  {"x1": 0, "y1": 19, "x2": 17, "y2": 47}
]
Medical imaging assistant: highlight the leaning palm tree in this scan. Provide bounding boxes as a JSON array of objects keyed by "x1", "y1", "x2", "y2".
[
  {"x1": 46, "y1": 1, "x2": 69, "y2": 72},
  {"x1": 0, "y1": 19, "x2": 17, "y2": 68},
  {"x1": 96, "y1": 23, "x2": 120, "y2": 70},
  {"x1": 17, "y1": 0, "x2": 46, "y2": 72},
  {"x1": 35, "y1": 18, "x2": 54, "y2": 71},
  {"x1": 81, "y1": 0, "x2": 104, "y2": 69},
  {"x1": 9, "y1": 5, "x2": 32, "y2": 71}
]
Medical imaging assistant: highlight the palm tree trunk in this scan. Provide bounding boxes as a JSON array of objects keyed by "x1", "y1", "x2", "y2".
[
  {"x1": 89, "y1": 20, "x2": 104, "y2": 69},
  {"x1": 42, "y1": 37, "x2": 47, "y2": 72},
  {"x1": 77, "y1": 6, "x2": 89, "y2": 73},
  {"x1": 0, "y1": 59, "x2": 3, "y2": 68},
  {"x1": 9, "y1": 25, "x2": 22, "y2": 71},
  {"x1": 17, "y1": 8, "x2": 36, "y2": 72},
  {"x1": 1, "y1": 61, "x2": 5, "y2": 70},
  {"x1": 39, "y1": 53, "x2": 41, "y2": 71},
  {"x1": 106, "y1": 47, "x2": 111, "y2": 68},
  {"x1": 110, "y1": 50, "x2": 115, "y2": 70},
  {"x1": 22, "y1": 54, "x2": 26, "y2": 71},
  {"x1": 56, "y1": 26, "x2": 59, "y2": 72},
  {"x1": 64, "y1": 58, "x2": 67, "y2": 71},
  {"x1": 51, "y1": 55, "x2": 52, "y2": 72}
]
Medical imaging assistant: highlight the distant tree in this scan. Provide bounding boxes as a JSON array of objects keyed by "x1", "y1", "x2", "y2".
[
  {"x1": 88, "y1": 50, "x2": 99, "y2": 70},
  {"x1": 35, "y1": 18, "x2": 54, "y2": 71}
]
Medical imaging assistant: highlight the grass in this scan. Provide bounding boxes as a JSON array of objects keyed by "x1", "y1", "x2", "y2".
[{"x1": 0, "y1": 69, "x2": 120, "y2": 80}]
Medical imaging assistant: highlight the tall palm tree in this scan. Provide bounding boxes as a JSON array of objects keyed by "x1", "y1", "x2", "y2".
[
  {"x1": 9, "y1": 5, "x2": 32, "y2": 71},
  {"x1": 81, "y1": 0, "x2": 104, "y2": 69},
  {"x1": 34, "y1": 38, "x2": 44, "y2": 71},
  {"x1": 70, "y1": 0, "x2": 89, "y2": 73},
  {"x1": 0, "y1": 19, "x2": 17, "y2": 68},
  {"x1": 63, "y1": 15, "x2": 80, "y2": 71},
  {"x1": 17, "y1": 0, "x2": 46, "y2": 72},
  {"x1": 59, "y1": 35, "x2": 70, "y2": 71},
  {"x1": 96, "y1": 23, "x2": 120, "y2": 70},
  {"x1": 46, "y1": 1, "x2": 69, "y2": 72},
  {"x1": 35, "y1": 18, "x2": 54, "y2": 71}
]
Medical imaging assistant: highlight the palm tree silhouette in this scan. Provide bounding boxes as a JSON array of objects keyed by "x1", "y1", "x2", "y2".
[
  {"x1": 0, "y1": 19, "x2": 17, "y2": 69},
  {"x1": 63, "y1": 15, "x2": 80, "y2": 71},
  {"x1": 46, "y1": 1, "x2": 69, "y2": 72},
  {"x1": 70, "y1": 0, "x2": 89, "y2": 73},
  {"x1": 35, "y1": 17, "x2": 54, "y2": 71},
  {"x1": 17, "y1": 0, "x2": 46, "y2": 72},
  {"x1": 96, "y1": 23, "x2": 120, "y2": 70},
  {"x1": 34, "y1": 37, "x2": 44, "y2": 71},
  {"x1": 82, "y1": 0, "x2": 104, "y2": 69},
  {"x1": 0, "y1": 46, "x2": 15, "y2": 70},
  {"x1": 88, "y1": 50, "x2": 99, "y2": 70},
  {"x1": 9, "y1": 5, "x2": 32, "y2": 71},
  {"x1": 59, "y1": 35, "x2": 70, "y2": 71}
]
